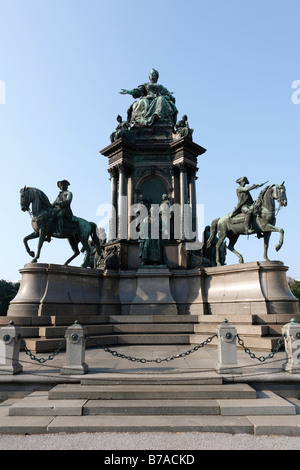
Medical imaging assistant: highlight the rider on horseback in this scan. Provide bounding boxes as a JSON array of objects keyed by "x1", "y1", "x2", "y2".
[
  {"x1": 52, "y1": 180, "x2": 74, "y2": 238},
  {"x1": 231, "y1": 177, "x2": 267, "y2": 234}
]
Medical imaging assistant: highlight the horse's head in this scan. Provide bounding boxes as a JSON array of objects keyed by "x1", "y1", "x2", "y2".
[
  {"x1": 20, "y1": 186, "x2": 52, "y2": 217},
  {"x1": 20, "y1": 186, "x2": 31, "y2": 212},
  {"x1": 273, "y1": 182, "x2": 287, "y2": 207}
]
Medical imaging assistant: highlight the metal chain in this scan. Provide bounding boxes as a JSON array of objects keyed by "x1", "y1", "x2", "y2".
[
  {"x1": 20, "y1": 337, "x2": 65, "y2": 364},
  {"x1": 236, "y1": 334, "x2": 284, "y2": 362},
  {"x1": 18, "y1": 331, "x2": 284, "y2": 367},
  {"x1": 86, "y1": 333, "x2": 218, "y2": 364}
]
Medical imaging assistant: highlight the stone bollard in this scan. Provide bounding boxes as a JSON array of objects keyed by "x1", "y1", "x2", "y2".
[
  {"x1": 282, "y1": 318, "x2": 300, "y2": 374},
  {"x1": 216, "y1": 319, "x2": 241, "y2": 374},
  {"x1": 61, "y1": 321, "x2": 89, "y2": 375},
  {"x1": 0, "y1": 321, "x2": 23, "y2": 375}
]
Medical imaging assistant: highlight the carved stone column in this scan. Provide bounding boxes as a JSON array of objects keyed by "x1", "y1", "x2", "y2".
[
  {"x1": 108, "y1": 167, "x2": 118, "y2": 241},
  {"x1": 189, "y1": 170, "x2": 197, "y2": 236},
  {"x1": 179, "y1": 164, "x2": 189, "y2": 239},
  {"x1": 118, "y1": 165, "x2": 128, "y2": 240}
]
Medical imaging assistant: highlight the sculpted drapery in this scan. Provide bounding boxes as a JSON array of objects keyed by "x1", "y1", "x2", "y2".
[{"x1": 120, "y1": 69, "x2": 178, "y2": 127}]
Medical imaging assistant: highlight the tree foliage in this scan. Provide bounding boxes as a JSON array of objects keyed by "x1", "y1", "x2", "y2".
[
  {"x1": 0, "y1": 279, "x2": 20, "y2": 315},
  {"x1": 290, "y1": 281, "x2": 300, "y2": 302}
]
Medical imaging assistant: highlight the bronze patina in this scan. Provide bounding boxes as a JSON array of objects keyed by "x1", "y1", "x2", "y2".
[
  {"x1": 206, "y1": 181, "x2": 287, "y2": 266},
  {"x1": 20, "y1": 184, "x2": 105, "y2": 268}
]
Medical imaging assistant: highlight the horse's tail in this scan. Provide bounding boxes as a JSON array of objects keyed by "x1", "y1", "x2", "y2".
[
  {"x1": 90, "y1": 222, "x2": 104, "y2": 255},
  {"x1": 206, "y1": 218, "x2": 220, "y2": 248}
]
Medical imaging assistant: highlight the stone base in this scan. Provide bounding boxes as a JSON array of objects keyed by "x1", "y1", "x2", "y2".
[
  {"x1": 203, "y1": 261, "x2": 299, "y2": 316},
  {"x1": 216, "y1": 364, "x2": 242, "y2": 375},
  {"x1": 60, "y1": 363, "x2": 89, "y2": 376},
  {"x1": 129, "y1": 267, "x2": 178, "y2": 316},
  {"x1": 0, "y1": 363, "x2": 23, "y2": 375},
  {"x1": 7, "y1": 261, "x2": 299, "y2": 319}
]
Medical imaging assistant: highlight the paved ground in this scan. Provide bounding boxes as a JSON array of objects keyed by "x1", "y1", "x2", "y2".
[
  {"x1": 0, "y1": 343, "x2": 300, "y2": 450},
  {"x1": 1, "y1": 430, "x2": 300, "y2": 450}
]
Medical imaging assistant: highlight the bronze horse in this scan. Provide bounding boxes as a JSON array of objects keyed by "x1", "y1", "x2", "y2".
[
  {"x1": 206, "y1": 183, "x2": 287, "y2": 266},
  {"x1": 20, "y1": 186, "x2": 103, "y2": 267}
]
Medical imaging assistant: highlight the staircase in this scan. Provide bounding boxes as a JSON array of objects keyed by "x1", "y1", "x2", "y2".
[
  {"x1": 0, "y1": 375, "x2": 298, "y2": 434},
  {"x1": 1, "y1": 312, "x2": 299, "y2": 353}
]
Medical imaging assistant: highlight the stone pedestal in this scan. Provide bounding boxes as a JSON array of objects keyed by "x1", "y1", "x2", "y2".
[
  {"x1": 129, "y1": 266, "x2": 178, "y2": 315},
  {"x1": 282, "y1": 319, "x2": 300, "y2": 374},
  {"x1": 6, "y1": 261, "x2": 299, "y2": 319},
  {"x1": 203, "y1": 261, "x2": 299, "y2": 316},
  {"x1": 0, "y1": 322, "x2": 23, "y2": 375},
  {"x1": 61, "y1": 322, "x2": 89, "y2": 375},
  {"x1": 216, "y1": 320, "x2": 241, "y2": 374}
]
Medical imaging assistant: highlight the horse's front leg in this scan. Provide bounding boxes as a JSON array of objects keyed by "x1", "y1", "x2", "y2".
[
  {"x1": 263, "y1": 224, "x2": 284, "y2": 256},
  {"x1": 23, "y1": 232, "x2": 39, "y2": 258},
  {"x1": 227, "y1": 233, "x2": 244, "y2": 264},
  {"x1": 215, "y1": 234, "x2": 228, "y2": 266},
  {"x1": 65, "y1": 237, "x2": 80, "y2": 265},
  {"x1": 263, "y1": 232, "x2": 271, "y2": 261},
  {"x1": 31, "y1": 229, "x2": 46, "y2": 263}
]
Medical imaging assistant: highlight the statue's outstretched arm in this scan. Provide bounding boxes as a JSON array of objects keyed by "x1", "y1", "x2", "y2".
[
  {"x1": 119, "y1": 87, "x2": 143, "y2": 98},
  {"x1": 119, "y1": 89, "x2": 134, "y2": 95}
]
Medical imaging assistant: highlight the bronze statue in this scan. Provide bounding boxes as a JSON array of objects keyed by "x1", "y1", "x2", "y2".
[
  {"x1": 173, "y1": 115, "x2": 193, "y2": 139},
  {"x1": 202, "y1": 225, "x2": 226, "y2": 267},
  {"x1": 138, "y1": 207, "x2": 167, "y2": 266},
  {"x1": 120, "y1": 69, "x2": 178, "y2": 127},
  {"x1": 52, "y1": 180, "x2": 74, "y2": 238},
  {"x1": 110, "y1": 115, "x2": 132, "y2": 142},
  {"x1": 231, "y1": 177, "x2": 268, "y2": 234},
  {"x1": 206, "y1": 182, "x2": 287, "y2": 266},
  {"x1": 159, "y1": 194, "x2": 173, "y2": 240},
  {"x1": 20, "y1": 185, "x2": 103, "y2": 268}
]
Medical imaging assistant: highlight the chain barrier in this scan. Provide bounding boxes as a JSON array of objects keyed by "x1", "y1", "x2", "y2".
[
  {"x1": 86, "y1": 333, "x2": 218, "y2": 364},
  {"x1": 237, "y1": 333, "x2": 284, "y2": 362},
  {"x1": 20, "y1": 336, "x2": 65, "y2": 364},
  {"x1": 19, "y1": 331, "x2": 285, "y2": 367},
  {"x1": 15, "y1": 329, "x2": 288, "y2": 381}
]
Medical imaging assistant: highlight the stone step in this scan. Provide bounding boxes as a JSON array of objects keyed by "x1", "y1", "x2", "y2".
[
  {"x1": 115, "y1": 333, "x2": 191, "y2": 345},
  {"x1": 24, "y1": 333, "x2": 193, "y2": 353},
  {"x1": 48, "y1": 383, "x2": 257, "y2": 401},
  {"x1": 194, "y1": 323, "x2": 269, "y2": 336},
  {"x1": 8, "y1": 392, "x2": 221, "y2": 417},
  {"x1": 79, "y1": 399, "x2": 214, "y2": 416},
  {"x1": 0, "y1": 411, "x2": 255, "y2": 434},
  {"x1": 10, "y1": 390, "x2": 293, "y2": 417},
  {"x1": 217, "y1": 390, "x2": 296, "y2": 416},
  {"x1": 80, "y1": 374, "x2": 223, "y2": 385},
  {"x1": 8, "y1": 310, "x2": 291, "y2": 353},
  {"x1": 51, "y1": 314, "x2": 200, "y2": 325},
  {"x1": 197, "y1": 314, "x2": 255, "y2": 324},
  {"x1": 190, "y1": 333, "x2": 282, "y2": 351},
  {"x1": 23, "y1": 335, "x2": 118, "y2": 353},
  {"x1": 39, "y1": 323, "x2": 195, "y2": 339},
  {"x1": 1, "y1": 391, "x2": 299, "y2": 435}
]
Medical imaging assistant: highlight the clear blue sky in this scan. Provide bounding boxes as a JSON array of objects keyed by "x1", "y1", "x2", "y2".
[{"x1": 0, "y1": 0, "x2": 299, "y2": 281}]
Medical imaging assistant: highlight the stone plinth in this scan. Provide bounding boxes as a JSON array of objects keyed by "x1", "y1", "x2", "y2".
[
  {"x1": 7, "y1": 263, "x2": 103, "y2": 317},
  {"x1": 7, "y1": 260, "x2": 299, "y2": 319},
  {"x1": 129, "y1": 267, "x2": 178, "y2": 315},
  {"x1": 202, "y1": 261, "x2": 299, "y2": 316}
]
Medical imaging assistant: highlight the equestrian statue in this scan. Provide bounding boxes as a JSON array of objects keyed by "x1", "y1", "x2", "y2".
[
  {"x1": 20, "y1": 181, "x2": 104, "y2": 268},
  {"x1": 206, "y1": 177, "x2": 287, "y2": 266}
]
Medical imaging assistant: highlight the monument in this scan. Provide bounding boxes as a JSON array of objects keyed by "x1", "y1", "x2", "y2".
[{"x1": 6, "y1": 69, "x2": 299, "y2": 350}]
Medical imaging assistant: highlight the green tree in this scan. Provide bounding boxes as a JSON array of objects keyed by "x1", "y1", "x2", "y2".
[
  {"x1": 290, "y1": 281, "x2": 300, "y2": 302},
  {"x1": 0, "y1": 279, "x2": 20, "y2": 315}
]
